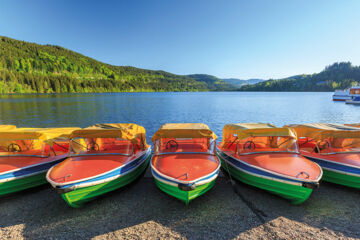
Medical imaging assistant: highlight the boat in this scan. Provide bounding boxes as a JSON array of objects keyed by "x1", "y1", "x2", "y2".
[
  {"x1": 332, "y1": 89, "x2": 351, "y2": 101},
  {"x1": 151, "y1": 123, "x2": 220, "y2": 204},
  {"x1": 216, "y1": 123, "x2": 322, "y2": 204},
  {"x1": 345, "y1": 86, "x2": 360, "y2": 104},
  {"x1": 46, "y1": 123, "x2": 151, "y2": 208},
  {"x1": 0, "y1": 127, "x2": 78, "y2": 195},
  {"x1": 287, "y1": 123, "x2": 360, "y2": 189}
]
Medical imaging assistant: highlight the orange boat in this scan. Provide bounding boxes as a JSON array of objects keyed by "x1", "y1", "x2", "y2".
[
  {"x1": 216, "y1": 123, "x2": 323, "y2": 204},
  {"x1": 151, "y1": 123, "x2": 220, "y2": 204},
  {"x1": 287, "y1": 123, "x2": 360, "y2": 189},
  {"x1": 0, "y1": 127, "x2": 78, "y2": 195},
  {"x1": 46, "y1": 123, "x2": 151, "y2": 208}
]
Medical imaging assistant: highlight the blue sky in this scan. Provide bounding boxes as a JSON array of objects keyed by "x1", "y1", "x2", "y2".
[{"x1": 0, "y1": 0, "x2": 359, "y2": 79}]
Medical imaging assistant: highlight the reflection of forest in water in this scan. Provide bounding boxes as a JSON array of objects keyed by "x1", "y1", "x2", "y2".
[
  {"x1": 0, "y1": 94, "x2": 102, "y2": 127},
  {"x1": 0, "y1": 92, "x2": 359, "y2": 144}
]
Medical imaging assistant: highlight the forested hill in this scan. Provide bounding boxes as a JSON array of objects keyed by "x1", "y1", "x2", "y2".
[
  {"x1": 222, "y1": 78, "x2": 264, "y2": 87},
  {"x1": 0, "y1": 36, "x2": 236, "y2": 93},
  {"x1": 186, "y1": 74, "x2": 238, "y2": 91},
  {"x1": 240, "y1": 62, "x2": 360, "y2": 91}
]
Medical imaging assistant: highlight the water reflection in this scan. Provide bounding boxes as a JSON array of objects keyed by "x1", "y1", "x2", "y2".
[{"x1": 1, "y1": 92, "x2": 359, "y2": 143}]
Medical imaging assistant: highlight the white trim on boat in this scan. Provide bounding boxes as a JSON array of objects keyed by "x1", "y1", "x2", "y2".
[
  {"x1": 218, "y1": 149, "x2": 323, "y2": 183},
  {"x1": 57, "y1": 155, "x2": 149, "y2": 190},
  {"x1": 301, "y1": 153, "x2": 360, "y2": 177},
  {"x1": 0, "y1": 154, "x2": 67, "y2": 177},
  {"x1": 219, "y1": 154, "x2": 304, "y2": 186},
  {"x1": 150, "y1": 154, "x2": 221, "y2": 185},
  {"x1": 0, "y1": 169, "x2": 48, "y2": 183},
  {"x1": 46, "y1": 147, "x2": 151, "y2": 187},
  {"x1": 152, "y1": 169, "x2": 219, "y2": 187}
]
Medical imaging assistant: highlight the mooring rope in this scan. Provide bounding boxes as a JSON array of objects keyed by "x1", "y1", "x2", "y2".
[{"x1": 220, "y1": 151, "x2": 267, "y2": 223}]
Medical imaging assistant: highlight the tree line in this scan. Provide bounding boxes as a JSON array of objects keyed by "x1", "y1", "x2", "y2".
[
  {"x1": 240, "y1": 62, "x2": 360, "y2": 91},
  {"x1": 0, "y1": 36, "x2": 233, "y2": 93}
]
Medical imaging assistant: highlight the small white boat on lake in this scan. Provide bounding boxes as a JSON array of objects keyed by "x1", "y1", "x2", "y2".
[{"x1": 332, "y1": 89, "x2": 351, "y2": 101}]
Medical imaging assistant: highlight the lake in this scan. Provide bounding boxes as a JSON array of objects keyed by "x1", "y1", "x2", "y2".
[{"x1": 0, "y1": 92, "x2": 359, "y2": 142}]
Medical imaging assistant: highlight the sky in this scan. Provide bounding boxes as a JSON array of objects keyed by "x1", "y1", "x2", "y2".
[{"x1": 0, "y1": 0, "x2": 359, "y2": 79}]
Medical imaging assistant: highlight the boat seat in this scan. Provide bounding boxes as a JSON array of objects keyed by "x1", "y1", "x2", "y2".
[{"x1": 161, "y1": 143, "x2": 208, "y2": 153}]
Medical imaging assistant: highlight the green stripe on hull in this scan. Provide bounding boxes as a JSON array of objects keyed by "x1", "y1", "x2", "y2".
[
  {"x1": 322, "y1": 169, "x2": 360, "y2": 189},
  {"x1": 0, "y1": 172, "x2": 47, "y2": 196},
  {"x1": 154, "y1": 178, "x2": 216, "y2": 205},
  {"x1": 217, "y1": 153, "x2": 313, "y2": 205},
  {"x1": 61, "y1": 155, "x2": 151, "y2": 208}
]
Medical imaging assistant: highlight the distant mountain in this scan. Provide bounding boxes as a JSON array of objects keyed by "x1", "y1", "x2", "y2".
[
  {"x1": 186, "y1": 74, "x2": 238, "y2": 91},
  {"x1": 240, "y1": 62, "x2": 360, "y2": 92},
  {"x1": 222, "y1": 78, "x2": 265, "y2": 87},
  {"x1": 0, "y1": 36, "x2": 237, "y2": 93},
  {"x1": 1, "y1": 36, "x2": 357, "y2": 93}
]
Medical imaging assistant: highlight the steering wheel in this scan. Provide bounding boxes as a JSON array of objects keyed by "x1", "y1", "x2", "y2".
[
  {"x1": 318, "y1": 140, "x2": 330, "y2": 150},
  {"x1": 243, "y1": 141, "x2": 255, "y2": 150},
  {"x1": 8, "y1": 143, "x2": 21, "y2": 152},
  {"x1": 86, "y1": 143, "x2": 100, "y2": 151},
  {"x1": 165, "y1": 140, "x2": 178, "y2": 150}
]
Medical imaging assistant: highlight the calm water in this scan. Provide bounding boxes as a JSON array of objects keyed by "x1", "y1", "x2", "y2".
[{"x1": 0, "y1": 92, "x2": 359, "y2": 142}]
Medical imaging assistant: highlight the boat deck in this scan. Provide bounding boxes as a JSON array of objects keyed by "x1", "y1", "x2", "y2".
[
  {"x1": 217, "y1": 145, "x2": 321, "y2": 180},
  {"x1": 47, "y1": 148, "x2": 149, "y2": 184},
  {"x1": 298, "y1": 139, "x2": 360, "y2": 167},
  {"x1": 152, "y1": 153, "x2": 219, "y2": 181}
]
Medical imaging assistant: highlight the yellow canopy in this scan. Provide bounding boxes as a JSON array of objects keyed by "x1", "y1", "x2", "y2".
[
  {"x1": 0, "y1": 127, "x2": 80, "y2": 141},
  {"x1": 0, "y1": 127, "x2": 80, "y2": 151},
  {"x1": 151, "y1": 123, "x2": 217, "y2": 142},
  {"x1": 0, "y1": 125, "x2": 16, "y2": 130},
  {"x1": 285, "y1": 123, "x2": 360, "y2": 140},
  {"x1": 69, "y1": 123, "x2": 148, "y2": 148},
  {"x1": 221, "y1": 123, "x2": 296, "y2": 147}
]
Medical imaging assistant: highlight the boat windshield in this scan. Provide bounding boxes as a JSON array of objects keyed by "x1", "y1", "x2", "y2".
[
  {"x1": 70, "y1": 137, "x2": 134, "y2": 156},
  {"x1": 154, "y1": 137, "x2": 216, "y2": 155},
  {"x1": 299, "y1": 137, "x2": 360, "y2": 154},
  {"x1": 224, "y1": 136, "x2": 298, "y2": 155},
  {"x1": 0, "y1": 139, "x2": 51, "y2": 157}
]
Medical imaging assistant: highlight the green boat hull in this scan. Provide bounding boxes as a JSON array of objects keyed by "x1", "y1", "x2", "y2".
[
  {"x1": 61, "y1": 154, "x2": 151, "y2": 208},
  {"x1": 217, "y1": 153, "x2": 313, "y2": 205},
  {"x1": 0, "y1": 172, "x2": 47, "y2": 196},
  {"x1": 153, "y1": 178, "x2": 216, "y2": 205},
  {"x1": 321, "y1": 168, "x2": 360, "y2": 189}
]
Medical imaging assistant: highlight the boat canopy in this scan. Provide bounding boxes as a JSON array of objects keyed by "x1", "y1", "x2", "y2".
[
  {"x1": 0, "y1": 127, "x2": 79, "y2": 151},
  {"x1": 0, "y1": 125, "x2": 16, "y2": 130},
  {"x1": 286, "y1": 123, "x2": 360, "y2": 140},
  {"x1": 221, "y1": 123, "x2": 296, "y2": 147},
  {"x1": 69, "y1": 123, "x2": 148, "y2": 148},
  {"x1": 151, "y1": 123, "x2": 217, "y2": 142},
  {"x1": 0, "y1": 127, "x2": 79, "y2": 141}
]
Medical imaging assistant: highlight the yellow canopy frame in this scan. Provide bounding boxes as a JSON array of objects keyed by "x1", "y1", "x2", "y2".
[
  {"x1": 221, "y1": 123, "x2": 296, "y2": 147},
  {"x1": 286, "y1": 123, "x2": 360, "y2": 140},
  {"x1": 70, "y1": 123, "x2": 148, "y2": 149}
]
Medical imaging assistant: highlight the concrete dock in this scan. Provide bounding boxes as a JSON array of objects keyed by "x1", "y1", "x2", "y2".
[{"x1": 0, "y1": 168, "x2": 359, "y2": 239}]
